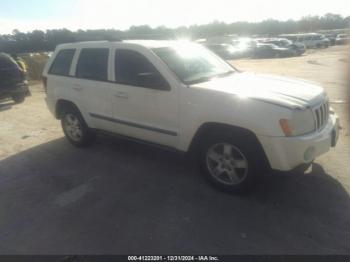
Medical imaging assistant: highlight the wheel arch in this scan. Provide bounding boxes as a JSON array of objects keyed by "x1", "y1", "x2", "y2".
[
  {"x1": 188, "y1": 122, "x2": 271, "y2": 170},
  {"x1": 55, "y1": 99, "x2": 81, "y2": 119}
]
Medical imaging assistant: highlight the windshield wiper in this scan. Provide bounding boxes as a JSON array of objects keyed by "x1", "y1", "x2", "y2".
[
  {"x1": 186, "y1": 71, "x2": 235, "y2": 85},
  {"x1": 185, "y1": 76, "x2": 213, "y2": 85}
]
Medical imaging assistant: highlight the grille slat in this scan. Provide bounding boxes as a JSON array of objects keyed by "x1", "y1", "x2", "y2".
[
  {"x1": 313, "y1": 100, "x2": 329, "y2": 132},
  {"x1": 315, "y1": 110, "x2": 320, "y2": 130}
]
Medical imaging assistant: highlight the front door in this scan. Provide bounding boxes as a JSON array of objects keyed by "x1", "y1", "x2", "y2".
[{"x1": 110, "y1": 48, "x2": 179, "y2": 147}]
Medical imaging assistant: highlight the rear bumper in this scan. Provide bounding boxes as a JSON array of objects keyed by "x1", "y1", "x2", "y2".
[
  {"x1": 45, "y1": 97, "x2": 56, "y2": 117},
  {"x1": 257, "y1": 113, "x2": 339, "y2": 171}
]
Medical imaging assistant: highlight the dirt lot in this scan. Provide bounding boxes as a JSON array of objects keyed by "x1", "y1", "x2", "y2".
[{"x1": 0, "y1": 46, "x2": 349, "y2": 254}]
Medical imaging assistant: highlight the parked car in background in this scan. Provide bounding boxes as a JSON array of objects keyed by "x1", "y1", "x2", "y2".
[
  {"x1": 335, "y1": 34, "x2": 350, "y2": 45},
  {"x1": 231, "y1": 37, "x2": 257, "y2": 58},
  {"x1": 199, "y1": 37, "x2": 256, "y2": 60},
  {"x1": 253, "y1": 43, "x2": 296, "y2": 58},
  {"x1": 0, "y1": 53, "x2": 30, "y2": 103},
  {"x1": 259, "y1": 38, "x2": 306, "y2": 56},
  {"x1": 205, "y1": 43, "x2": 243, "y2": 59},
  {"x1": 325, "y1": 34, "x2": 337, "y2": 45},
  {"x1": 43, "y1": 40, "x2": 340, "y2": 193},
  {"x1": 280, "y1": 33, "x2": 330, "y2": 48}
]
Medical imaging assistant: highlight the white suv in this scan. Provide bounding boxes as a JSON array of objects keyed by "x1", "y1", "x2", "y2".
[{"x1": 43, "y1": 40, "x2": 340, "y2": 193}]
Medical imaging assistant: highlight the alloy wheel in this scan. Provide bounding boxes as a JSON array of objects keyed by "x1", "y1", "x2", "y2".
[
  {"x1": 206, "y1": 143, "x2": 249, "y2": 185},
  {"x1": 64, "y1": 113, "x2": 83, "y2": 142}
]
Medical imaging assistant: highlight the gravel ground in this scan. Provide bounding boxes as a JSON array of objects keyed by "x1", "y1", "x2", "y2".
[{"x1": 0, "y1": 45, "x2": 349, "y2": 254}]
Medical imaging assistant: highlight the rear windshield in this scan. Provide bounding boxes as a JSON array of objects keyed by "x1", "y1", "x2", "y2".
[{"x1": 49, "y1": 49, "x2": 75, "y2": 76}]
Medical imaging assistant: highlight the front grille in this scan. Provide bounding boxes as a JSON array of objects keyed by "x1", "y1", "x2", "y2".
[{"x1": 313, "y1": 100, "x2": 329, "y2": 131}]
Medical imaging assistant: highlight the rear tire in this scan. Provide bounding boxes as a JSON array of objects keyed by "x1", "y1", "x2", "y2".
[
  {"x1": 61, "y1": 106, "x2": 96, "y2": 148},
  {"x1": 199, "y1": 132, "x2": 266, "y2": 194}
]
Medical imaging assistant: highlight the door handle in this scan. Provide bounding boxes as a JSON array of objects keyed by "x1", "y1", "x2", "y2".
[{"x1": 114, "y1": 91, "x2": 129, "y2": 99}]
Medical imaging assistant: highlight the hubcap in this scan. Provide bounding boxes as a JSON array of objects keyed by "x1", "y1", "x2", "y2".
[
  {"x1": 206, "y1": 143, "x2": 248, "y2": 185},
  {"x1": 64, "y1": 114, "x2": 83, "y2": 142}
]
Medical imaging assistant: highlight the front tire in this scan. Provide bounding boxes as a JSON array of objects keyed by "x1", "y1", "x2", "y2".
[
  {"x1": 61, "y1": 107, "x2": 96, "y2": 147},
  {"x1": 12, "y1": 94, "x2": 25, "y2": 104},
  {"x1": 199, "y1": 133, "x2": 266, "y2": 193}
]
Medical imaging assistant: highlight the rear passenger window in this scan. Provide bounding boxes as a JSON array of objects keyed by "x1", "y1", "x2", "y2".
[
  {"x1": 76, "y1": 48, "x2": 109, "y2": 81},
  {"x1": 49, "y1": 49, "x2": 75, "y2": 76}
]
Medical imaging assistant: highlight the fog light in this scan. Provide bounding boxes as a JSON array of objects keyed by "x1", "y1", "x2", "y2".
[{"x1": 304, "y1": 147, "x2": 316, "y2": 162}]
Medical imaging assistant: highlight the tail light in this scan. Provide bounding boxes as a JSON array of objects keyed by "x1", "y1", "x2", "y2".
[{"x1": 42, "y1": 76, "x2": 48, "y2": 94}]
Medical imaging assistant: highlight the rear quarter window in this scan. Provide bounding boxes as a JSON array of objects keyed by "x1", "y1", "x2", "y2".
[{"x1": 49, "y1": 49, "x2": 75, "y2": 76}]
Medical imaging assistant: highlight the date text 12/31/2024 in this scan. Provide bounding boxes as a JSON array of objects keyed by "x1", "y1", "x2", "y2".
[{"x1": 128, "y1": 256, "x2": 220, "y2": 261}]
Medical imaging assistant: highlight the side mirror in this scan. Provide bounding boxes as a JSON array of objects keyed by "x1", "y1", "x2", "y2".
[{"x1": 137, "y1": 72, "x2": 170, "y2": 90}]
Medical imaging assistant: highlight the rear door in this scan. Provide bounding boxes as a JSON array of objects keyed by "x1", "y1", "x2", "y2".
[
  {"x1": 71, "y1": 46, "x2": 115, "y2": 131},
  {"x1": 107, "y1": 48, "x2": 179, "y2": 147}
]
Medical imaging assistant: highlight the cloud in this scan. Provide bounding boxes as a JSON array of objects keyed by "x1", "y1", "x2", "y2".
[{"x1": 1, "y1": 0, "x2": 349, "y2": 34}]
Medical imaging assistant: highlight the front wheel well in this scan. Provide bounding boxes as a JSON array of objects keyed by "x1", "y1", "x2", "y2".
[
  {"x1": 188, "y1": 122, "x2": 271, "y2": 170},
  {"x1": 55, "y1": 100, "x2": 80, "y2": 119}
]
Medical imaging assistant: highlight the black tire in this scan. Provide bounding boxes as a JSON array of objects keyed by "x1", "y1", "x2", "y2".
[
  {"x1": 199, "y1": 132, "x2": 267, "y2": 194},
  {"x1": 61, "y1": 106, "x2": 96, "y2": 148},
  {"x1": 12, "y1": 94, "x2": 25, "y2": 104}
]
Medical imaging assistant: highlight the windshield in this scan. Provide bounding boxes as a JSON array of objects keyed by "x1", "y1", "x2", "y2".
[{"x1": 152, "y1": 44, "x2": 235, "y2": 85}]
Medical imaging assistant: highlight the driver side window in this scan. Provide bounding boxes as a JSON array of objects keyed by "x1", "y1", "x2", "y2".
[{"x1": 115, "y1": 49, "x2": 170, "y2": 90}]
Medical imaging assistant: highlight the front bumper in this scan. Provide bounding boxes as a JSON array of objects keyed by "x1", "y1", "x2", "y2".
[
  {"x1": 15, "y1": 82, "x2": 31, "y2": 96},
  {"x1": 0, "y1": 82, "x2": 31, "y2": 98},
  {"x1": 257, "y1": 113, "x2": 340, "y2": 171}
]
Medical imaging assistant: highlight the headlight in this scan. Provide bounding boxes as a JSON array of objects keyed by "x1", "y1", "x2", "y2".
[{"x1": 279, "y1": 109, "x2": 315, "y2": 136}]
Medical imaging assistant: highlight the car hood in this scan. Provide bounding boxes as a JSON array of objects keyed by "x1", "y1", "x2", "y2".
[{"x1": 190, "y1": 72, "x2": 326, "y2": 109}]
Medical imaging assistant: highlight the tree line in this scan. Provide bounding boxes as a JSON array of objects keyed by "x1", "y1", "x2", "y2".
[{"x1": 0, "y1": 13, "x2": 349, "y2": 54}]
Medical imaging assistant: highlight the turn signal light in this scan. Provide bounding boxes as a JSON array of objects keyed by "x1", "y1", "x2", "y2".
[{"x1": 279, "y1": 119, "x2": 293, "y2": 136}]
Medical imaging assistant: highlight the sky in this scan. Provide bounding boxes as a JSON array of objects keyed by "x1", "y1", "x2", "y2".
[{"x1": 0, "y1": 0, "x2": 350, "y2": 34}]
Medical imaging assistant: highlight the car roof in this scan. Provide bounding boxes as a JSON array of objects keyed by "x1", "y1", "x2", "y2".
[
  {"x1": 261, "y1": 38, "x2": 290, "y2": 42},
  {"x1": 56, "y1": 40, "x2": 192, "y2": 51}
]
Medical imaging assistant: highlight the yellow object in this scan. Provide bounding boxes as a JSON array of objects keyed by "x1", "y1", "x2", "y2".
[{"x1": 16, "y1": 58, "x2": 27, "y2": 72}]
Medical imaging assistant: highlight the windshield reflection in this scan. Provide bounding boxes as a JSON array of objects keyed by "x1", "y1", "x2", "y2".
[{"x1": 153, "y1": 43, "x2": 235, "y2": 85}]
